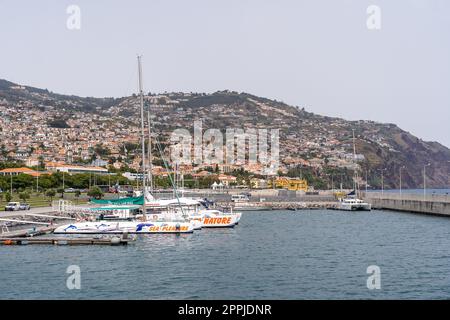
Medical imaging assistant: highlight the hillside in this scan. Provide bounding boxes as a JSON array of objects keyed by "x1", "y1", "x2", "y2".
[{"x1": 1, "y1": 79, "x2": 449, "y2": 189}]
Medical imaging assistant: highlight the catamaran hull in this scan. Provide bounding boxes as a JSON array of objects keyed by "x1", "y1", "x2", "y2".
[
  {"x1": 336, "y1": 204, "x2": 372, "y2": 211},
  {"x1": 53, "y1": 221, "x2": 195, "y2": 234}
]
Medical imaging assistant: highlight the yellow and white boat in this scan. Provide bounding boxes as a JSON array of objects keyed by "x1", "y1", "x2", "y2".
[{"x1": 144, "y1": 197, "x2": 241, "y2": 228}]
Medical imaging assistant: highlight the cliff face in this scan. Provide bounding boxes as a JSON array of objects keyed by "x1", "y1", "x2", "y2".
[
  {"x1": 354, "y1": 126, "x2": 450, "y2": 189},
  {"x1": 1, "y1": 80, "x2": 449, "y2": 188}
]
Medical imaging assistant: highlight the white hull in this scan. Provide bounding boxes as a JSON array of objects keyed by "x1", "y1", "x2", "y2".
[
  {"x1": 336, "y1": 200, "x2": 371, "y2": 211},
  {"x1": 201, "y1": 210, "x2": 240, "y2": 228},
  {"x1": 145, "y1": 197, "x2": 243, "y2": 228},
  {"x1": 54, "y1": 220, "x2": 194, "y2": 234}
]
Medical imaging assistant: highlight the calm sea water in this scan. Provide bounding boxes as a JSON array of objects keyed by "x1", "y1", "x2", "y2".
[{"x1": 2, "y1": 209, "x2": 450, "y2": 299}]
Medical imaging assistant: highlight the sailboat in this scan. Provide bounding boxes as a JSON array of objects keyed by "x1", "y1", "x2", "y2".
[
  {"x1": 140, "y1": 92, "x2": 242, "y2": 228},
  {"x1": 143, "y1": 196, "x2": 240, "y2": 228},
  {"x1": 54, "y1": 56, "x2": 195, "y2": 234},
  {"x1": 336, "y1": 130, "x2": 372, "y2": 211}
]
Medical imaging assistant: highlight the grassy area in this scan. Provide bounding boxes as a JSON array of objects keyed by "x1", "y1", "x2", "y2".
[{"x1": 0, "y1": 192, "x2": 89, "y2": 210}]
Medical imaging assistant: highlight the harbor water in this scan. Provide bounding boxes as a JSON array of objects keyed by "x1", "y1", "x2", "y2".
[{"x1": 2, "y1": 209, "x2": 450, "y2": 299}]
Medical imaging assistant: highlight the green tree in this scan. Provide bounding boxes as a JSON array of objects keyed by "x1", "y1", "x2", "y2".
[
  {"x1": 57, "y1": 187, "x2": 65, "y2": 198},
  {"x1": 87, "y1": 186, "x2": 103, "y2": 199},
  {"x1": 38, "y1": 174, "x2": 55, "y2": 189},
  {"x1": 13, "y1": 174, "x2": 34, "y2": 189},
  {"x1": 0, "y1": 176, "x2": 8, "y2": 192},
  {"x1": 94, "y1": 143, "x2": 111, "y2": 157},
  {"x1": 19, "y1": 191, "x2": 30, "y2": 203},
  {"x1": 74, "y1": 190, "x2": 81, "y2": 204},
  {"x1": 45, "y1": 189, "x2": 56, "y2": 202},
  {"x1": 5, "y1": 191, "x2": 12, "y2": 203},
  {"x1": 71, "y1": 173, "x2": 90, "y2": 189}
]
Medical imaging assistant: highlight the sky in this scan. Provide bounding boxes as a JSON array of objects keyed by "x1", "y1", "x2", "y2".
[{"x1": 0, "y1": 0, "x2": 449, "y2": 147}]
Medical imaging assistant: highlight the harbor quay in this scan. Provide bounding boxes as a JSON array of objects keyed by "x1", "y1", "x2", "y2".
[
  {"x1": 362, "y1": 192, "x2": 450, "y2": 217},
  {"x1": 160, "y1": 188, "x2": 450, "y2": 214},
  {"x1": 150, "y1": 188, "x2": 339, "y2": 210}
]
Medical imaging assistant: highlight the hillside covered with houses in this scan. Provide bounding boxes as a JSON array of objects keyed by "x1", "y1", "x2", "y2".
[{"x1": 1, "y1": 79, "x2": 450, "y2": 190}]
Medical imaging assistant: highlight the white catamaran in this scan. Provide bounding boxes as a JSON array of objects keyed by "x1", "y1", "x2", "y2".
[{"x1": 336, "y1": 129, "x2": 372, "y2": 212}]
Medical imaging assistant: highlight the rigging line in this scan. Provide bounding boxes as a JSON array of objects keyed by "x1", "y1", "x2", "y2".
[
  {"x1": 121, "y1": 62, "x2": 138, "y2": 99},
  {"x1": 154, "y1": 136, "x2": 187, "y2": 218}
]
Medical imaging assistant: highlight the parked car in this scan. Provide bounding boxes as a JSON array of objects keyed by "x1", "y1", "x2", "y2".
[
  {"x1": 5, "y1": 202, "x2": 21, "y2": 211},
  {"x1": 64, "y1": 188, "x2": 76, "y2": 193},
  {"x1": 19, "y1": 203, "x2": 31, "y2": 210}
]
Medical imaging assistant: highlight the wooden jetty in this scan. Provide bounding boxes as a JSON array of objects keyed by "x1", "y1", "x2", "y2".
[
  {"x1": 1, "y1": 222, "x2": 134, "y2": 246},
  {"x1": 0, "y1": 225, "x2": 58, "y2": 238},
  {"x1": 0, "y1": 236, "x2": 132, "y2": 246}
]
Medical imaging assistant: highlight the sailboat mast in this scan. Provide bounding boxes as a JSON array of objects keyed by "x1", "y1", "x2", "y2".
[
  {"x1": 147, "y1": 107, "x2": 153, "y2": 191},
  {"x1": 352, "y1": 129, "x2": 358, "y2": 195},
  {"x1": 138, "y1": 56, "x2": 147, "y2": 194}
]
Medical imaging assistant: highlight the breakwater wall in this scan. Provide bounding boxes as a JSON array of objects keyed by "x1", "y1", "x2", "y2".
[
  {"x1": 217, "y1": 201, "x2": 338, "y2": 211},
  {"x1": 362, "y1": 192, "x2": 450, "y2": 216}
]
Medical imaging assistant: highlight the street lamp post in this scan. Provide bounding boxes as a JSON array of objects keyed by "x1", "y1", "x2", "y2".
[
  {"x1": 400, "y1": 166, "x2": 406, "y2": 198},
  {"x1": 331, "y1": 174, "x2": 334, "y2": 192},
  {"x1": 36, "y1": 168, "x2": 39, "y2": 194},
  {"x1": 380, "y1": 168, "x2": 387, "y2": 195},
  {"x1": 365, "y1": 169, "x2": 370, "y2": 193},
  {"x1": 338, "y1": 173, "x2": 344, "y2": 192},
  {"x1": 447, "y1": 161, "x2": 450, "y2": 190},
  {"x1": 423, "y1": 163, "x2": 431, "y2": 200}
]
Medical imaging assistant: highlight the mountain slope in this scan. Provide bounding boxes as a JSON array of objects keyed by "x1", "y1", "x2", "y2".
[{"x1": 1, "y1": 79, "x2": 449, "y2": 189}]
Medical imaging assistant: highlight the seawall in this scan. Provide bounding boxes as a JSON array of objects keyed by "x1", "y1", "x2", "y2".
[{"x1": 362, "y1": 192, "x2": 450, "y2": 217}]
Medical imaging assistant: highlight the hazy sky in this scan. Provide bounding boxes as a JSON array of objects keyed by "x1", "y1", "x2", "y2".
[{"x1": 1, "y1": 0, "x2": 449, "y2": 147}]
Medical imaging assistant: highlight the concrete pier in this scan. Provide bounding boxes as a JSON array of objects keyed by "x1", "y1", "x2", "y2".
[{"x1": 362, "y1": 192, "x2": 450, "y2": 217}]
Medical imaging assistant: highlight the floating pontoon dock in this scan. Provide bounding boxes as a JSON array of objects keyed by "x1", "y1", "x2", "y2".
[{"x1": 0, "y1": 236, "x2": 132, "y2": 246}]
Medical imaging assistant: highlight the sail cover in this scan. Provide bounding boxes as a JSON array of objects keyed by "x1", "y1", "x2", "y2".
[{"x1": 90, "y1": 196, "x2": 144, "y2": 205}]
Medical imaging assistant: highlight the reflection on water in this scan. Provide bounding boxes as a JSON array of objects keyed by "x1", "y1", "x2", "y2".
[{"x1": 2, "y1": 210, "x2": 450, "y2": 299}]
